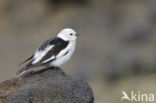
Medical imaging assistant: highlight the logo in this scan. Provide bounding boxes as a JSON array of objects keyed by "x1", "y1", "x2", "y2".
[{"x1": 121, "y1": 91, "x2": 155, "y2": 102}]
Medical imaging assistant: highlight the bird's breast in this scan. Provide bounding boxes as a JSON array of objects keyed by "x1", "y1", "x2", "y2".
[{"x1": 50, "y1": 42, "x2": 76, "y2": 67}]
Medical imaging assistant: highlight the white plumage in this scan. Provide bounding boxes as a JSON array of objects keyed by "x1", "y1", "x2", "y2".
[
  {"x1": 32, "y1": 45, "x2": 54, "y2": 64},
  {"x1": 51, "y1": 40, "x2": 76, "y2": 67},
  {"x1": 17, "y1": 28, "x2": 79, "y2": 75}
]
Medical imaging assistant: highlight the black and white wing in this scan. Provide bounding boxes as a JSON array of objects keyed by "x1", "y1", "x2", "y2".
[
  {"x1": 36, "y1": 37, "x2": 69, "y2": 64},
  {"x1": 17, "y1": 37, "x2": 69, "y2": 75}
]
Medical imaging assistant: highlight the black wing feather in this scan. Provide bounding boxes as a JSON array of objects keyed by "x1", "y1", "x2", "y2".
[
  {"x1": 17, "y1": 55, "x2": 33, "y2": 66},
  {"x1": 39, "y1": 37, "x2": 69, "y2": 63},
  {"x1": 17, "y1": 37, "x2": 68, "y2": 75}
]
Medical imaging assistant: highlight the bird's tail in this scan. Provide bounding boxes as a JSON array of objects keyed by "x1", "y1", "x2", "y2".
[
  {"x1": 17, "y1": 55, "x2": 33, "y2": 66},
  {"x1": 16, "y1": 66, "x2": 28, "y2": 76},
  {"x1": 16, "y1": 62, "x2": 33, "y2": 76}
]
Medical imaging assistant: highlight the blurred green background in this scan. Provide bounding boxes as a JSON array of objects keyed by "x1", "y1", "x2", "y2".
[{"x1": 1, "y1": 0, "x2": 156, "y2": 103}]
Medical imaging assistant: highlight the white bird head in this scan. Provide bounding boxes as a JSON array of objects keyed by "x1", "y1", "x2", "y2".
[{"x1": 57, "y1": 28, "x2": 79, "y2": 41}]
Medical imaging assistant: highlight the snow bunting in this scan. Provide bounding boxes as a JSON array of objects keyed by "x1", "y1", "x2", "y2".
[{"x1": 17, "y1": 28, "x2": 79, "y2": 75}]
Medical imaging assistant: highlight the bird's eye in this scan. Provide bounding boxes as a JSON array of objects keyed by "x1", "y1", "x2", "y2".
[{"x1": 70, "y1": 33, "x2": 73, "y2": 36}]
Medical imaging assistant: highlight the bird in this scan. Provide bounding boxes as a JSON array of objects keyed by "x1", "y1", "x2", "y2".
[{"x1": 17, "y1": 28, "x2": 79, "y2": 76}]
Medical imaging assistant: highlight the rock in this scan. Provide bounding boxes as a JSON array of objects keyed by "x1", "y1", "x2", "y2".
[{"x1": 0, "y1": 67, "x2": 94, "y2": 103}]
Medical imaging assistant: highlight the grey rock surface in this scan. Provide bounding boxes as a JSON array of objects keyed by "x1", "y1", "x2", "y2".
[{"x1": 1, "y1": 67, "x2": 94, "y2": 103}]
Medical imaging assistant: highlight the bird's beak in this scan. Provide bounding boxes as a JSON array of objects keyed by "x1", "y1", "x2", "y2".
[{"x1": 76, "y1": 33, "x2": 80, "y2": 37}]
